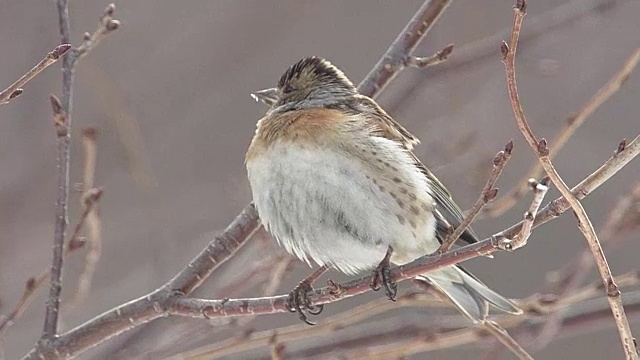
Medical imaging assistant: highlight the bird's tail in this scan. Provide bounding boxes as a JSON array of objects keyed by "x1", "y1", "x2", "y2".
[{"x1": 416, "y1": 266, "x2": 521, "y2": 322}]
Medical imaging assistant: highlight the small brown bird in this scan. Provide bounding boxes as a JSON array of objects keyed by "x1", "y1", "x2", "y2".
[{"x1": 246, "y1": 57, "x2": 520, "y2": 324}]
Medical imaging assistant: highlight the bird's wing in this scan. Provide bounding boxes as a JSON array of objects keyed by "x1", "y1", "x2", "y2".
[{"x1": 353, "y1": 95, "x2": 479, "y2": 245}]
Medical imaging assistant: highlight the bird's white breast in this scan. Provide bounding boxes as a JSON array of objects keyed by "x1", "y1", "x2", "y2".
[{"x1": 246, "y1": 136, "x2": 437, "y2": 274}]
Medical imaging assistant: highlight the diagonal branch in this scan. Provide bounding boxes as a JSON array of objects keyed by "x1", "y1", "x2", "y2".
[
  {"x1": 438, "y1": 140, "x2": 513, "y2": 252},
  {"x1": 358, "y1": 0, "x2": 454, "y2": 96},
  {"x1": 500, "y1": 1, "x2": 638, "y2": 358},
  {"x1": 0, "y1": 44, "x2": 71, "y2": 105},
  {"x1": 0, "y1": 189, "x2": 101, "y2": 336},
  {"x1": 483, "y1": 320, "x2": 534, "y2": 360}
]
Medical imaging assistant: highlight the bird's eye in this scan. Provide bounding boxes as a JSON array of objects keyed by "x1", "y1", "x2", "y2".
[{"x1": 282, "y1": 85, "x2": 295, "y2": 95}]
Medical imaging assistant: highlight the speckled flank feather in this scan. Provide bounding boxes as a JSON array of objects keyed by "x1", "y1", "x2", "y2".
[
  {"x1": 246, "y1": 56, "x2": 520, "y2": 321},
  {"x1": 247, "y1": 108, "x2": 437, "y2": 273}
]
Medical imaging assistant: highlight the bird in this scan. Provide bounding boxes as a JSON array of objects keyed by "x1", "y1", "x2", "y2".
[{"x1": 245, "y1": 56, "x2": 521, "y2": 324}]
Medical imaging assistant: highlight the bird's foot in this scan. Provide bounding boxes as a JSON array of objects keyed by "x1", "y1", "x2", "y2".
[
  {"x1": 286, "y1": 280, "x2": 323, "y2": 325},
  {"x1": 370, "y1": 247, "x2": 397, "y2": 301}
]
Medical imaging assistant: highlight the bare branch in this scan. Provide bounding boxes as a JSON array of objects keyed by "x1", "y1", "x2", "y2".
[
  {"x1": 0, "y1": 44, "x2": 71, "y2": 105},
  {"x1": 483, "y1": 320, "x2": 534, "y2": 360},
  {"x1": 438, "y1": 140, "x2": 513, "y2": 252},
  {"x1": 500, "y1": 1, "x2": 638, "y2": 357},
  {"x1": 42, "y1": 0, "x2": 119, "y2": 340},
  {"x1": 531, "y1": 182, "x2": 640, "y2": 349},
  {"x1": 75, "y1": 4, "x2": 120, "y2": 60},
  {"x1": 0, "y1": 189, "x2": 102, "y2": 336},
  {"x1": 504, "y1": 177, "x2": 550, "y2": 251},
  {"x1": 68, "y1": 128, "x2": 103, "y2": 307},
  {"x1": 486, "y1": 47, "x2": 640, "y2": 217},
  {"x1": 358, "y1": 0, "x2": 454, "y2": 96},
  {"x1": 406, "y1": 43, "x2": 454, "y2": 69}
]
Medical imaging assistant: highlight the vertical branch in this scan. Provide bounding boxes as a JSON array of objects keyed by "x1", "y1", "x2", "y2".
[
  {"x1": 42, "y1": 1, "x2": 119, "y2": 340},
  {"x1": 501, "y1": 1, "x2": 638, "y2": 358},
  {"x1": 70, "y1": 128, "x2": 102, "y2": 305},
  {"x1": 44, "y1": 74, "x2": 73, "y2": 341}
]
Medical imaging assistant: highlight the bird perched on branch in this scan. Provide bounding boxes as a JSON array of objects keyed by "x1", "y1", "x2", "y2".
[{"x1": 246, "y1": 56, "x2": 520, "y2": 324}]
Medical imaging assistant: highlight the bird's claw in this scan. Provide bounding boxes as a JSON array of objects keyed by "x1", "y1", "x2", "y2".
[
  {"x1": 286, "y1": 280, "x2": 323, "y2": 325},
  {"x1": 370, "y1": 257, "x2": 397, "y2": 301}
]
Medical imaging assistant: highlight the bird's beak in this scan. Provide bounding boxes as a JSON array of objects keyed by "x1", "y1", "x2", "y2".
[{"x1": 251, "y1": 87, "x2": 279, "y2": 107}]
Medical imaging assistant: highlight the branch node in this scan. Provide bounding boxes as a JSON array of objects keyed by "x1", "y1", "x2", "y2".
[
  {"x1": 82, "y1": 187, "x2": 104, "y2": 208},
  {"x1": 615, "y1": 138, "x2": 627, "y2": 156},
  {"x1": 9, "y1": 89, "x2": 23, "y2": 100},
  {"x1": 504, "y1": 139, "x2": 514, "y2": 155},
  {"x1": 26, "y1": 277, "x2": 36, "y2": 292},
  {"x1": 104, "y1": 3, "x2": 116, "y2": 16},
  {"x1": 500, "y1": 41, "x2": 509, "y2": 60},
  {"x1": 515, "y1": 0, "x2": 527, "y2": 13},
  {"x1": 106, "y1": 20, "x2": 120, "y2": 32},
  {"x1": 406, "y1": 43, "x2": 455, "y2": 69},
  {"x1": 607, "y1": 279, "x2": 621, "y2": 298},
  {"x1": 49, "y1": 94, "x2": 68, "y2": 137},
  {"x1": 537, "y1": 138, "x2": 550, "y2": 156},
  {"x1": 51, "y1": 44, "x2": 72, "y2": 59},
  {"x1": 540, "y1": 176, "x2": 551, "y2": 187},
  {"x1": 485, "y1": 188, "x2": 499, "y2": 202},
  {"x1": 524, "y1": 211, "x2": 534, "y2": 221},
  {"x1": 493, "y1": 151, "x2": 506, "y2": 166}
]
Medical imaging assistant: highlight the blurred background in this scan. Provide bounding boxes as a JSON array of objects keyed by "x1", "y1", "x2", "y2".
[{"x1": 1, "y1": 0, "x2": 639, "y2": 359}]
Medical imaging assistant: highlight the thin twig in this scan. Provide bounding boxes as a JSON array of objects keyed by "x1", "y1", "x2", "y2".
[
  {"x1": 505, "y1": 177, "x2": 550, "y2": 251},
  {"x1": 358, "y1": 0, "x2": 453, "y2": 96},
  {"x1": 531, "y1": 182, "x2": 640, "y2": 349},
  {"x1": 0, "y1": 189, "x2": 102, "y2": 336},
  {"x1": 75, "y1": 4, "x2": 120, "y2": 60},
  {"x1": 486, "y1": 47, "x2": 640, "y2": 217},
  {"x1": 406, "y1": 43, "x2": 454, "y2": 68},
  {"x1": 268, "y1": 333, "x2": 286, "y2": 360},
  {"x1": 42, "y1": 1, "x2": 119, "y2": 341},
  {"x1": 483, "y1": 320, "x2": 534, "y2": 360},
  {"x1": 0, "y1": 44, "x2": 71, "y2": 105},
  {"x1": 501, "y1": 1, "x2": 638, "y2": 358},
  {"x1": 388, "y1": 0, "x2": 633, "y2": 114},
  {"x1": 438, "y1": 140, "x2": 513, "y2": 252},
  {"x1": 69, "y1": 128, "x2": 103, "y2": 306}
]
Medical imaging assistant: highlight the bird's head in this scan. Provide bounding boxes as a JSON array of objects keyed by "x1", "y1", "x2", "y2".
[{"x1": 251, "y1": 57, "x2": 357, "y2": 112}]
